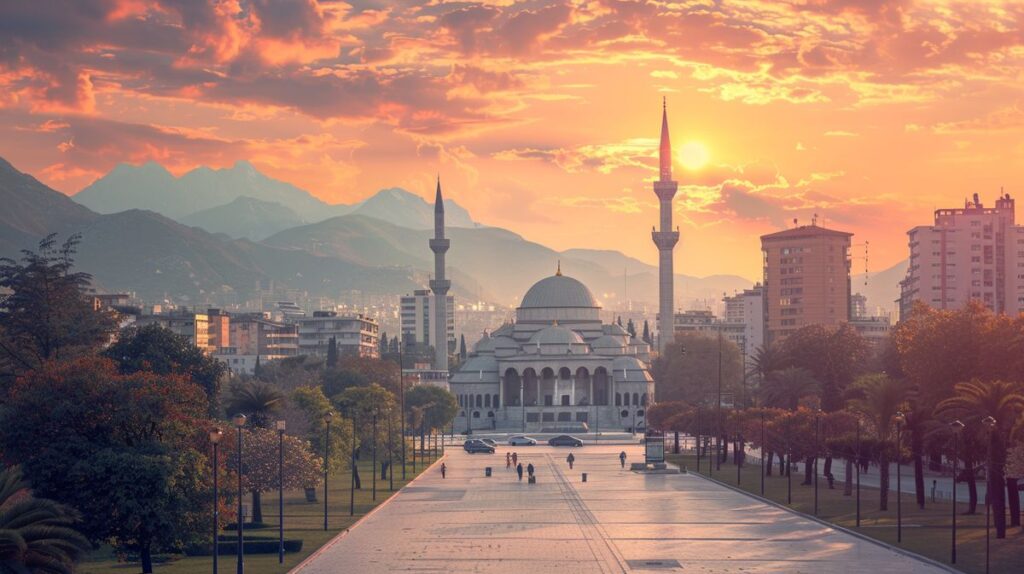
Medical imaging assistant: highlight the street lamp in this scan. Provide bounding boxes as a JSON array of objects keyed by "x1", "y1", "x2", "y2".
[
  {"x1": 275, "y1": 420, "x2": 286, "y2": 564},
  {"x1": 716, "y1": 327, "x2": 723, "y2": 472},
  {"x1": 696, "y1": 407, "x2": 702, "y2": 474},
  {"x1": 349, "y1": 416, "x2": 356, "y2": 516},
  {"x1": 814, "y1": 412, "x2": 820, "y2": 516},
  {"x1": 231, "y1": 413, "x2": 247, "y2": 574},
  {"x1": 760, "y1": 412, "x2": 765, "y2": 496},
  {"x1": 323, "y1": 411, "x2": 333, "y2": 531},
  {"x1": 950, "y1": 419, "x2": 965, "y2": 564},
  {"x1": 894, "y1": 411, "x2": 905, "y2": 543},
  {"x1": 209, "y1": 427, "x2": 224, "y2": 574},
  {"x1": 856, "y1": 416, "x2": 861, "y2": 527},
  {"x1": 388, "y1": 412, "x2": 395, "y2": 492},
  {"x1": 398, "y1": 341, "x2": 406, "y2": 480},
  {"x1": 982, "y1": 415, "x2": 996, "y2": 574},
  {"x1": 372, "y1": 410, "x2": 378, "y2": 502}
]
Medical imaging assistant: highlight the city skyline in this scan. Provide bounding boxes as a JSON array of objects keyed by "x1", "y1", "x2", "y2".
[{"x1": 3, "y1": 2, "x2": 1024, "y2": 278}]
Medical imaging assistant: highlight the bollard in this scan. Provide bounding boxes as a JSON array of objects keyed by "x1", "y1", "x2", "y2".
[
  {"x1": 485, "y1": 467, "x2": 492, "y2": 477},
  {"x1": 528, "y1": 476, "x2": 536, "y2": 484},
  {"x1": 582, "y1": 473, "x2": 587, "y2": 482}
]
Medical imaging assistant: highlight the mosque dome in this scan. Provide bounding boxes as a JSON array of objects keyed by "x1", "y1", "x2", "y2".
[
  {"x1": 528, "y1": 324, "x2": 585, "y2": 346},
  {"x1": 473, "y1": 332, "x2": 496, "y2": 354},
  {"x1": 520, "y1": 274, "x2": 599, "y2": 309}
]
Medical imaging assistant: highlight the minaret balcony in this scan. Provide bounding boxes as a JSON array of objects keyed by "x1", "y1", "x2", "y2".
[
  {"x1": 652, "y1": 230, "x2": 680, "y2": 250},
  {"x1": 653, "y1": 180, "x2": 678, "y2": 201},
  {"x1": 429, "y1": 238, "x2": 450, "y2": 252}
]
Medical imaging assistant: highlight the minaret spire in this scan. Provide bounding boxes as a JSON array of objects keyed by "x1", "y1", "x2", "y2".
[
  {"x1": 430, "y1": 177, "x2": 451, "y2": 372},
  {"x1": 651, "y1": 99, "x2": 680, "y2": 353}
]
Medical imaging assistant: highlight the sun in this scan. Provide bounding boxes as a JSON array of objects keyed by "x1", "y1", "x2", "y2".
[{"x1": 679, "y1": 141, "x2": 710, "y2": 171}]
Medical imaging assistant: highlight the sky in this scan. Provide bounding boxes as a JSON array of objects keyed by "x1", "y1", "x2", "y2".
[{"x1": 2, "y1": 1, "x2": 1023, "y2": 280}]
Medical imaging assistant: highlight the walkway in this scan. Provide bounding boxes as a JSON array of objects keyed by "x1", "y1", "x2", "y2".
[{"x1": 295, "y1": 444, "x2": 950, "y2": 573}]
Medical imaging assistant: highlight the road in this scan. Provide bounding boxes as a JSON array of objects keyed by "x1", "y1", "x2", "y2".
[{"x1": 295, "y1": 444, "x2": 951, "y2": 573}]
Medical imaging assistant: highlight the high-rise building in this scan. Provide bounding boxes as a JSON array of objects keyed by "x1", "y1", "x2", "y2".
[
  {"x1": 429, "y1": 178, "x2": 452, "y2": 371},
  {"x1": 761, "y1": 224, "x2": 852, "y2": 343},
  {"x1": 651, "y1": 98, "x2": 679, "y2": 353},
  {"x1": 722, "y1": 284, "x2": 764, "y2": 366},
  {"x1": 296, "y1": 311, "x2": 380, "y2": 358},
  {"x1": 899, "y1": 192, "x2": 1022, "y2": 318},
  {"x1": 400, "y1": 288, "x2": 455, "y2": 348}
]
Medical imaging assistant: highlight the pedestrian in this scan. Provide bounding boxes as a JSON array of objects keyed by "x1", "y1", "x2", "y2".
[
  {"x1": 512, "y1": 452, "x2": 518, "y2": 466},
  {"x1": 441, "y1": 462, "x2": 447, "y2": 479},
  {"x1": 567, "y1": 453, "x2": 575, "y2": 470},
  {"x1": 527, "y1": 463, "x2": 535, "y2": 478},
  {"x1": 619, "y1": 451, "x2": 627, "y2": 469},
  {"x1": 931, "y1": 479, "x2": 937, "y2": 503},
  {"x1": 506, "y1": 452, "x2": 512, "y2": 469},
  {"x1": 516, "y1": 463, "x2": 524, "y2": 481}
]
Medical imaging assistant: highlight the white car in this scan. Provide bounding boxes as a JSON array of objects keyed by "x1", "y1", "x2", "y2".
[{"x1": 508, "y1": 435, "x2": 538, "y2": 446}]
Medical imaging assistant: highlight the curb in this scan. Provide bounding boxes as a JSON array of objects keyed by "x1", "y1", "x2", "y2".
[
  {"x1": 691, "y1": 470, "x2": 962, "y2": 574},
  {"x1": 288, "y1": 454, "x2": 447, "y2": 573}
]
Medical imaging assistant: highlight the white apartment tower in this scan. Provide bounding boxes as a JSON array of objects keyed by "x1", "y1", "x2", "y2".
[{"x1": 899, "y1": 192, "x2": 1022, "y2": 318}]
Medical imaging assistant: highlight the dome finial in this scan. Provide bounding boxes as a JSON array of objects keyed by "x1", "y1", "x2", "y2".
[{"x1": 556, "y1": 260, "x2": 562, "y2": 276}]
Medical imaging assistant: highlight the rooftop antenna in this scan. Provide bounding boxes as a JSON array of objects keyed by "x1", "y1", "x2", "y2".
[{"x1": 812, "y1": 213, "x2": 818, "y2": 226}]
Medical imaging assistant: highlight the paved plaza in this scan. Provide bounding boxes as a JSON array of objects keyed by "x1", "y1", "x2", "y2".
[{"x1": 295, "y1": 444, "x2": 950, "y2": 573}]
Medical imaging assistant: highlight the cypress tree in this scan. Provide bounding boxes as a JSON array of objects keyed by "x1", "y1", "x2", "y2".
[
  {"x1": 326, "y1": 336, "x2": 338, "y2": 367},
  {"x1": 642, "y1": 320, "x2": 651, "y2": 344},
  {"x1": 459, "y1": 334, "x2": 467, "y2": 359},
  {"x1": 626, "y1": 318, "x2": 636, "y2": 338}
]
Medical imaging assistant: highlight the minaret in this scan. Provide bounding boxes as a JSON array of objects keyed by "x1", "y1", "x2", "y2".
[
  {"x1": 652, "y1": 98, "x2": 679, "y2": 352},
  {"x1": 429, "y1": 177, "x2": 451, "y2": 371}
]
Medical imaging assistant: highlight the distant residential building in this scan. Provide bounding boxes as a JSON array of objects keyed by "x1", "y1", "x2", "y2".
[
  {"x1": 229, "y1": 313, "x2": 299, "y2": 358},
  {"x1": 899, "y1": 192, "x2": 1022, "y2": 319},
  {"x1": 851, "y1": 293, "x2": 868, "y2": 318},
  {"x1": 275, "y1": 301, "x2": 306, "y2": 321},
  {"x1": 722, "y1": 284, "x2": 765, "y2": 366},
  {"x1": 403, "y1": 361, "x2": 450, "y2": 389},
  {"x1": 761, "y1": 223, "x2": 853, "y2": 344},
  {"x1": 135, "y1": 308, "x2": 226, "y2": 355},
  {"x1": 400, "y1": 289, "x2": 455, "y2": 350},
  {"x1": 850, "y1": 315, "x2": 891, "y2": 347},
  {"x1": 297, "y1": 311, "x2": 380, "y2": 358},
  {"x1": 673, "y1": 309, "x2": 717, "y2": 335}
]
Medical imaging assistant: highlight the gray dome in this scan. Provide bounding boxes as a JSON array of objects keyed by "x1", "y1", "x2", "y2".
[
  {"x1": 528, "y1": 324, "x2": 585, "y2": 345},
  {"x1": 473, "y1": 333, "x2": 496, "y2": 354},
  {"x1": 593, "y1": 334, "x2": 627, "y2": 349},
  {"x1": 520, "y1": 274, "x2": 598, "y2": 309}
]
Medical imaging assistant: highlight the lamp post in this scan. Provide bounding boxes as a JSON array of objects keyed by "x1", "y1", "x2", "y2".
[
  {"x1": 760, "y1": 412, "x2": 765, "y2": 496},
  {"x1": 372, "y1": 410, "x2": 378, "y2": 502},
  {"x1": 814, "y1": 412, "x2": 820, "y2": 516},
  {"x1": 275, "y1": 420, "x2": 286, "y2": 564},
  {"x1": 856, "y1": 416, "x2": 861, "y2": 527},
  {"x1": 982, "y1": 415, "x2": 996, "y2": 574},
  {"x1": 736, "y1": 432, "x2": 742, "y2": 486},
  {"x1": 950, "y1": 419, "x2": 965, "y2": 564},
  {"x1": 209, "y1": 428, "x2": 224, "y2": 574},
  {"x1": 388, "y1": 413, "x2": 395, "y2": 491},
  {"x1": 787, "y1": 444, "x2": 792, "y2": 505},
  {"x1": 716, "y1": 327, "x2": 723, "y2": 472},
  {"x1": 696, "y1": 407, "x2": 702, "y2": 473},
  {"x1": 232, "y1": 413, "x2": 247, "y2": 574},
  {"x1": 323, "y1": 411, "x2": 332, "y2": 531},
  {"x1": 349, "y1": 416, "x2": 356, "y2": 517},
  {"x1": 894, "y1": 411, "x2": 905, "y2": 543},
  {"x1": 399, "y1": 342, "x2": 406, "y2": 480}
]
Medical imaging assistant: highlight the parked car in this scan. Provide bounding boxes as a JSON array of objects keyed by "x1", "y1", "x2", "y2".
[
  {"x1": 508, "y1": 435, "x2": 538, "y2": 446},
  {"x1": 548, "y1": 435, "x2": 584, "y2": 447},
  {"x1": 463, "y1": 439, "x2": 495, "y2": 454},
  {"x1": 479, "y1": 438, "x2": 498, "y2": 448}
]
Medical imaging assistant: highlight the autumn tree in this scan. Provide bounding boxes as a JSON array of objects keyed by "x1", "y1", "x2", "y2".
[
  {"x1": 846, "y1": 373, "x2": 908, "y2": 510},
  {"x1": 781, "y1": 324, "x2": 870, "y2": 412}
]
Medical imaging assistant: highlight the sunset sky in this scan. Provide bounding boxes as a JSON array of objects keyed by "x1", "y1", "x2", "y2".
[{"x1": 2, "y1": 1, "x2": 1023, "y2": 279}]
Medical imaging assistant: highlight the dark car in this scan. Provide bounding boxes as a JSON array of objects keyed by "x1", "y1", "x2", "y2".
[
  {"x1": 479, "y1": 438, "x2": 498, "y2": 448},
  {"x1": 547, "y1": 435, "x2": 584, "y2": 447},
  {"x1": 463, "y1": 439, "x2": 495, "y2": 454}
]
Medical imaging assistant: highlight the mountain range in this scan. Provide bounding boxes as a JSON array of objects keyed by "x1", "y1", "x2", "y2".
[{"x1": 1, "y1": 155, "x2": 761, "y2": 308}]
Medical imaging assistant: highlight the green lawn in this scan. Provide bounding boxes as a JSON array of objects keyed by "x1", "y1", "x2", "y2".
[
  {"x1": 668, "y1": 452, "x2": 1024, "y2": 574},
  {"x1": 82, "y1": 448, "x2": 443, "y2": 574}
]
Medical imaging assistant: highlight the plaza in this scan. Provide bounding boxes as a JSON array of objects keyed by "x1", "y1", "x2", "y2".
[{"x1": 295, "y1": 444, "x2": 950, "y2": 573}]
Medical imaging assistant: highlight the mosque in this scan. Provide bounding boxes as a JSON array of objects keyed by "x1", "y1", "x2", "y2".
[{"x1": 449, "y1": 265, "x2": 655, "y2": 432}]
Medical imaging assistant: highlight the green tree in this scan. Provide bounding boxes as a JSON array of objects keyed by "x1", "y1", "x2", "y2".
[
  {"x1": 935, "y1": 379, "x2": 1024, "y2": 538},
  {"x1": 104, "y1": 323, "x2": 226, "y2": 413},
  {"x1": 290, "y1": 386, "x2": 356, "y2": 475},
  {"x1": 0, "y1": 234, "x2": 117, "y2": 377},
  {"x1": 626, "y1": 318, "x2": 636, "y2": 338},
  {"x1": 642, "y1": 320, "x2": 651, "y2": 345},
  {"x1": 650, "y1": 332, "x2": 743, "y2": 405},
  {"x1": 749, "y1": 343, "x2": 788, "y2": 387},
  {"x1": 326, "y1": 336, "x2": 338, "y2": 368},
  {"x1": 459, "y1": 334, "x2": 467, "y2": 360},
  {"x1": 224, "y1": 380, "x2": 285, "y2": 429},
  {"x1": 0, "y1": 357, "x2": 213, "y2": 573},
  {"x1": 0, "y1": 465, "x2": 91, "y2": 574},
  {"x1": 846, "y1": 373, "x2": 908, "y2": 511},
  {"x1": 333, "y1": 384, "x2": 397, "y2": 489},
  {"x1": 405, "y1": 385, "x2": 459, "y2": 432},
  {"x1": 227, "y1": 427, "x2": 323, "y2": 524},
  {"x1": 760, "y1": 367, "x2": 818, "y2": 410},
  {"x1": 781, "y1": 324, "x2": 870, "y2": 411}
]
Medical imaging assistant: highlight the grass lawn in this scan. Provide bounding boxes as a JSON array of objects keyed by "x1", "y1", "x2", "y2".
[
  {"x1": 82, "y1": 448, "x2": 444, "y2": 574},
  {"x1": 667, "y1": 452, "x2": 1024, "y2": 574}
]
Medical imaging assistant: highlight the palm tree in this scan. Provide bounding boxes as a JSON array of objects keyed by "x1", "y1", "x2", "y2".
[
  {"x1": 224, "y1": 380, "x2": 286, "y2": 429},
  {"x1": 936, "y1": 379, "x2": 1024, "y2": 538},
  {"x1": 760, "y1": 367, "x2": 818, "y2": 410},
  {"x1": 0, "y1": 465, "x2": 91, "y2": 574},
  {"x1": 846, "y1": 373, "x2": 908, "y2": 511},
  {"x1": 749, "y1": 343, "x2": 788, "y2": 387}
]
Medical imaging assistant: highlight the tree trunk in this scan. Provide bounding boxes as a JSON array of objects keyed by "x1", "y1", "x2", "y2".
[
  {"x1": 251, "y1": 490, "x2": 263, "y2": 523},
  {"x1": 766, "y1": 451, "x2": 774, "y2": 477},
  {"x1": 879, "y1": 456, "x2": 890, "y2": 511},
  {"x1": 781, "y1": 453, "x2": 788, "y2": 476},
  {"x1": 140, "y1": 542, "x2": 154, "y2": 574},
  {"x1": 380, "y1": 461, "x2": 389, "y2": 480},
  {"x1": 844, "y1": 458, "x2": 853, "y2": 496},
  {"x1": 991, "y1": 437, "x2": 1007, "y2": 538},
  {"x1": 353, "y1": 463, "x2": 362, "y2": 489},
  {"x1": 802, "y1": 457, "x2": 814, "y2": 485},
  {"x1": 823, "y1": 456, "x2": 833, "y2": 481},
  {"x1": 1006, "y1": 478, "x2": 1020, "y2": 528},
  {"x1": 963, "y1": 457, "x2": 978, "y2": 514},
  {"x1": 913, "y1": 430, "x2": 925, "y2": 510}
]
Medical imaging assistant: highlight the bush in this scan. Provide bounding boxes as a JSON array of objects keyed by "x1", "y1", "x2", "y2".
[
  {"x1": 185, "y1": 535, "x2": 303, "y2": 556},
  {"x1": 223, "y1": 521, "x2": 271, "y2": 531}
]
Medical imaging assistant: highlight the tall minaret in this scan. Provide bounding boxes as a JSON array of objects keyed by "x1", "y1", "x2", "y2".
[
  {"x1": 429, "y1": 177, "x2": 451, "y2": 371},
  {"x1": 652, "y1": 98, "x2": 679, "y2": 353}
]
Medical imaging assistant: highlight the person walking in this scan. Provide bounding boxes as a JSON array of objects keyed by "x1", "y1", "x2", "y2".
[
  {"x1": 567, "y1": 453, "x2": 575, "y2": 470},
  {"x1": 516, "y1": 462, "x2": 524, "y2": 481},
  {"x1": 441, "y1": 462, "x2": 447, "y2": 479},
  {"x1": 506, "y1": 452, "x2": 512, "y2": 469},
  {"x1": 527, "y1": 463, "x2": 535, "y2": 478},
  {"x1": 619, "y1": 451, "x2": 627, "y2": 469},
  {"x1": 512, "y1": 452, "x2": 518, "y2": 466}
]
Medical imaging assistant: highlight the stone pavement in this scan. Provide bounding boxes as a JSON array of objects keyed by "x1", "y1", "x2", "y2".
[{"x1": 294, "y1": 444, "x2": 951, "y2": 573}]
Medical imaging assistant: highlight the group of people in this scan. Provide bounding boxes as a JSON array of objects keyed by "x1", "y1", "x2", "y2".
[{"x1": 441, "y1": 449, "x2": 632, "y2": 481}]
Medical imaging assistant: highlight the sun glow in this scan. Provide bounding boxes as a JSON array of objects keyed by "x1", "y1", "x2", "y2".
[{"x1": 679, "y1": 141, "x2": 710, "y2": 171}]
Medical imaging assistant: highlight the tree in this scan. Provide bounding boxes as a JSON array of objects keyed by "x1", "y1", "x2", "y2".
[
  {"x1": 334, "y1": 384, "x2": 397, "y2": 489},
  {"x1": 405, "y1": 385, "x2": 459, "y2": 432},
  {"x1": 224, "y1": 380, "x2": 286, "y2": 429},
  {"x1": 0, "y1": 234, "x2": 117, "y2": 376},
  {"x1": 459, "y1": 334, "x2": 467, "y2": 360},
  {"x1": 650, "y1": 332, "x2": 743, "y2": 404},
  {"x1": 378, "y1": 332, "x2": 387, "y2": 357},
  {"x1": 327, "y1": 336, "x2": 338, "y2": 368},
  {"x1": 846, "y1": 373, "x2": 908, "y2": 510},
  {"x1": 749, "y1": 343, "x2": 788, "y2": 386},
  {"x1": 0, "y1": 357, "x2": 213, "y2": 573},
  {"x1": 642, "y1": 320, "x2": 651, "y2": 345},
  {"x1": 290, "y1": 386, "x2": 356, "y2": 475},
  {"x1": 935, "y1": 379, "x2": 1024, "y2": 538},
  {"x1": 760, "y1": 367, "x2": 818, "y2": 410},
  {"x1": 781, "y1": 324, "x2": 870, "y2": 411},
  {"x1": 228, "y1": 427, "x2": 322, "y2": 524},
  {"x1": 626, "y1": 318, "x2": 636, "y2": 338},
  {"x1": 104, "y1": 323, "x2": 225, "y2": 413},
  {"x1": 0, "y1": 465, "x2": 91, "y2": 574}
]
